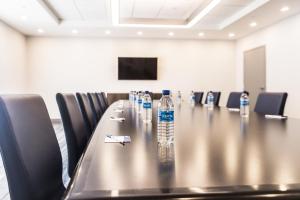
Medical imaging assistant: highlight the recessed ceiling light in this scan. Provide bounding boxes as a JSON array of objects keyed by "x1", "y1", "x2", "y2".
[
  {"x1": 37, "y1": 28, "x2": 44, "y2": 34},
  {"x1": 228, "y1": 33, "x2": 235, "y2": 38},
  {"x1": 105, "y1": 30, "x2": 111, "y2": 35},
  {"x1": 168, "y1": 32, "x2": 174, "y2": 36},
  {"x1": 137, "y1": 31, "x2": 143, "y2": 36},
  {"x1": 20, "y1": 16, "x2": 27, "y2": 21},
  {"x1": 249, "y1": 22, "x2": 257, "y2": 27},
  {"x1": 198, "y1": 32, "x2": 205, "y2": 37},
  {"x1": 72, "y1": 29, "x2": 78, "y2": 34},
  {"x1": 280, "y1": 6, "x2": 289, "y2": 12}
]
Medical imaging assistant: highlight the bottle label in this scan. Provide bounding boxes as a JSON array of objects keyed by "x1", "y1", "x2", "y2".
[
  {"x1": 138, "y1": 99, "x2": 142, "y2": 104},
  {"x1": 240, "y1": 100, "x2": 249, "y2": 106},
  {"x1": 159, "y1": 111, "x2": 174, "y2": 122},
  {"x1": 143, "y1": 102, "x2": 152, "y2": 109}
]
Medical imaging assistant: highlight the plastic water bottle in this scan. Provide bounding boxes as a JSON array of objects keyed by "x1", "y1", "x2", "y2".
[
  {"x1": 190, "y1": 91, "x2": 196, "y2": 105},
  {"x1": 129, "y1": 91, "x2": 134, "y2": 106},
  {"x1": 207, "y1": 91, "x2": 214, "y2": 110},
  {"x1": 240, "y1": 91, "x2": 250, "y2": 117},
  {"x1": 142, "y1": 91, "x2": 152, "y2": 123},
  {"x1": 158, "y1": 90, "x2": 174, "y2": 146},
  {"x1": 136, "y1": 91, "x2": 143, "y2": 113},
  {"x1": 176, "y1": 91, "x2": 182, "y2": 105}
]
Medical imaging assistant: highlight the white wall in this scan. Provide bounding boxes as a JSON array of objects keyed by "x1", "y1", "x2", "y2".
[
  {"x1": 27, "y1": 38, "x2": 236, "y2": 118},
  {"x1": 236, "y1": 13, "x2": 300, "y2": 118},
  {"x1": 0, "y1": 21, "x2": 27, "y2": 93}
]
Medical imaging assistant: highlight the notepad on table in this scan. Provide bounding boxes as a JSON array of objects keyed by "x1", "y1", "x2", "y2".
[
  {"x1": 265, "y1": 115, "x2": 288, "y2": 120},
  {"x1": 105, "y1": 135, "x2": 131, "y2": 143},
  {"x1": 228, "y1": 108, "x2": 240, "y2": 112},
  {"x1": 110, "y1": 117, "x2": 125, "y2": 122}
]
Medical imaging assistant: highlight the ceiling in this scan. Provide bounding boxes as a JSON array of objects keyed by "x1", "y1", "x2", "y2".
[{"x1": 0, "y1": 0, "x2": 299, "y2": 40}]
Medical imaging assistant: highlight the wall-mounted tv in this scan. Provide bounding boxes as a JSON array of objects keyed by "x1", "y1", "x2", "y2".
[{"x1": 118, "y1": 57, "x2": 157, "y2": 80}]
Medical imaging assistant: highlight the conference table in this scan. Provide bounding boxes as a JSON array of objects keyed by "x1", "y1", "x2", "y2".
[{"x1": 64, "y1": 100, "x2": 300, "y2": 199}]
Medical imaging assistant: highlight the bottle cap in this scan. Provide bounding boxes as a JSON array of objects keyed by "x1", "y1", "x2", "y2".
[
  {"x1": 162, "y1": 90, "x2": 170, "y2": 95},
  {"x1": 243, "y1": 91, "x2": 249, "y2": 96},
  {"x1": 145, "y1": 91, "x2": 149, "y2": 94}
]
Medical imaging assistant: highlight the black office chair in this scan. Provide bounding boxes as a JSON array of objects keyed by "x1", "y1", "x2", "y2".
[
  {"x1": 227, "y1": 92, "x2": 243, "y2": 109},
  {"x1": 0, "y1": 95, "x2": 65, "y2": 200},
  {"x1": 56, "y1": 93, "x2": 89, "y2": 177},
  {"x1": 96, "y1": 93, "x2": 107, "y2": 112},
  {"x1": 76, "y1": 93, "x2": 97, "y2": 134},
  {"x1": 205, "y1": 91, "x2": 221, "y2": 106},
  {"x1": 87, "y1": 92, "x2": 103, "y2": 121},
  {"x1": 101, "y1": 92, "x2": 109, "y2": 108},
  {"x1": 254, "y1": 92, "x2": 288, "y2": 115},
  {"x1": 194, "y1": 92, "x2": 204, "y2": 104}
]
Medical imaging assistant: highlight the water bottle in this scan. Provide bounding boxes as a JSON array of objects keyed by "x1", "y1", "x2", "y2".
[
  {"x1": 207, "y1": 91, "x2": 214, "y2": 110},
  {"x1": 158, "y1": 90, "x2": 174, "y2": 146},
  {"x1": 190, "y1": 91, "x2": 196, "y2": 105},
  {"x1": 136, "y1": 91, "x2": 143, "y2": 113},
  {"x1": 240, "y1": 91, "x2": 250, "y2": 117},
  {"x1": 129, "y1": 91, "x2": 134, "y2": 105},
  {"x1": 176, "y1": 91, "x2": 182, "y2": 105},
  {"x1": 142, "y1": 91, "x2": 152, "y2": 123}
]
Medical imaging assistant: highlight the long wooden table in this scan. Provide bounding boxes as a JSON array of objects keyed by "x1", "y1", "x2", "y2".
[{"x1": 64, "y1": 100, "x2": 300, "y2": 199}]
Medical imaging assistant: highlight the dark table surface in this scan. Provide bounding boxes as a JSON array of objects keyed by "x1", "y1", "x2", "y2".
[{"x1": 64, "y1": 100, "x2": 300, "y2": 200}]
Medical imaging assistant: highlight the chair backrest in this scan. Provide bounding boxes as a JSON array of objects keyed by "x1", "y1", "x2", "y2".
[
  {"x1": 227, "y1": 92, "x2": 243, "y2": 109},
  {"x1": 194, "y1": 92, "x2": 204, "y2": 104},
  {"x1": 254, "y1": 92, "x2": 288, "y2": 115},
  {"x1": 87, "y1": 92, "x2": 103, "y2": 121},
  {"x1": 152, "y1": 93, "x2": 162, "y2": 100},
  {"x1": 101, "y1": 92, "x2": 109, "y2": 107},
  {"x1": 76, "y1": 93, "x2": 97, "y2": 134},
  {"x1": 205, "y1": 92, "x2": 221, "y2": 106},
  {"x1": 0, "y1": 95, "x2": 64, "y2": 200},
  {"x1": 107, "y1": 93, "x2": 129, "y2": 105},
  {"x1": 56, "y1": 93, "x2": 89, "y2": 177},
  {"x1": 96, "y1": 93, "x2": 107, "y2": 112}
]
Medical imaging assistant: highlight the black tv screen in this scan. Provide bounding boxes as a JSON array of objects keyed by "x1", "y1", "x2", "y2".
[{"x1": 118, "y1": 57, "x2": 157, "y2": 80}]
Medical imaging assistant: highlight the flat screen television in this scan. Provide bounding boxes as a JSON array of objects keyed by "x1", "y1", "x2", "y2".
[{"x1": 118, "y1": 57, "x2": 157, "y2": 80}]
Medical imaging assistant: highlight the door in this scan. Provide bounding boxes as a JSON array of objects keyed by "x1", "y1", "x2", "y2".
[{"x1": 244, "y1": 46, "x2": 266, "y2": 110}]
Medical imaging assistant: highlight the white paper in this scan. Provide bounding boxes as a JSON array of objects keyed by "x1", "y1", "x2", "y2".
[
  {"x1": 110, "y1": 117, "x2": 125, "y2": 122},
  {"x1": 265, "y1": 115, "x2": 287, "y2": 119},
  {"x1": 105, "y1": 136, "x2": 131, "y2": 143},
  {"x1": 228, "y1": 108, "x2": 240, "y2": 112}
]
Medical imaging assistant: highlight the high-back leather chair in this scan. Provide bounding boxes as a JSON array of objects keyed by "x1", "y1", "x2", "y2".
[
  {"x1": 194, "y1": 92, "x2": 204, "y2": 104},
  {"x1": 56, "y1": 93, "x2": 89, "y2": 177},
  {"x1": 101, "y1": 92, "x2": 109, "y2": 108},
  {"x1": 96, "y1": 93, "x2": 107, "y2": 112},
  {"x1": 254, "y1": 92, "x2": 288, "y2": 115},
  {"x1": 0, "y1": 95, "x2": 65, "y2": 200},
  {"x1": 227, "y1": 92, "x2": 243, "y2": 109},
  {"x1": 87, "y1": 93, "x2": 103, "y2": 121},
  {"x1": 76, "y1": 93, "x2": 97, "y2": 134},
  {"x1": 205, "y1": 92, "x2": 221, "y2": 106}
]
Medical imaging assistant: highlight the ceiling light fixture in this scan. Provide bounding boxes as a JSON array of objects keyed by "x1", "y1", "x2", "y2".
[
  {"x1": 137, "y1": 31, "x2": 143, "y2": 36},
  {"x1": 280, "y1": 6, "x2": 289, "y2": 12},
  {"x1": 111, "y1": 0, "x2": 221, "y2": 28},
  {"x1": 105, "y1": 30, "x2": 111, "y2": 35},
  {"x1": 37, "y1": 28, "x2": 44, "y2": 34},
  {"x1": 168, "y1": 32, "x2": 174, "y2": 37},
  {"x1": 198, "y1": 32, "x2": 205, "y2": 37},
  {"x1": 249, "y1": 22, "x2": 257, "y2": 27},
  {"x1": 72, "y1": 29, "x2": 78, "y2": 34},
  {"x1": 228, "y1": 33, "x2": 235, "y2": 38}
]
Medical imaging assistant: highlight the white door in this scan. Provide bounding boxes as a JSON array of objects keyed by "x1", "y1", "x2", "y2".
[{"x1": 244, "y1": 46, "x2": 266, "y2": 110}]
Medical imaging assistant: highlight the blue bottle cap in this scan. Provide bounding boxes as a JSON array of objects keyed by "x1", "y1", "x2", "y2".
[{"x1": 162, "y1": 90, "x2": 170, "y2": 95}]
